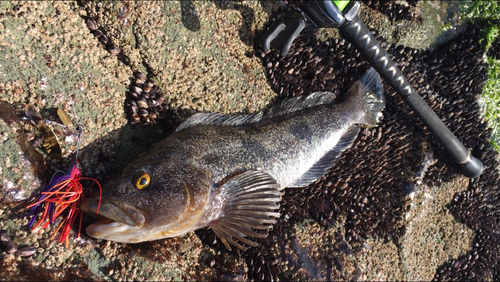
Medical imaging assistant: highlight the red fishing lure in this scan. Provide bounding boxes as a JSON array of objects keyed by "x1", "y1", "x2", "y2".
[{"x1": 26, "y1": 127, "x2": 102, "y2": 246}]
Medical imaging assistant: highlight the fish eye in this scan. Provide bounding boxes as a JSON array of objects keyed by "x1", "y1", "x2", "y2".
[{"x1": 132, "y1": 171, "x2": 150, "y2": 190}]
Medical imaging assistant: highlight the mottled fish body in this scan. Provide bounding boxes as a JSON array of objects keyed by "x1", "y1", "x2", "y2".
[{"x1": 81, "y1": 68, "x2": 385, "y2": 250}]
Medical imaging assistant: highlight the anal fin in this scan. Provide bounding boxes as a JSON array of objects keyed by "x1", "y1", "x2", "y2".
[
  {"x1": 290, "y1": 126, "x2": 360, "y2": 187},
  {"x1": 209, "y1": 170, "x2": 281, "y2": 251}
]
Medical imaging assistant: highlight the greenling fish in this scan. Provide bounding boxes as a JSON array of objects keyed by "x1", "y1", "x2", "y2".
[{"x1": 80, "y1": 68, "x2": 385, "y2": 251}]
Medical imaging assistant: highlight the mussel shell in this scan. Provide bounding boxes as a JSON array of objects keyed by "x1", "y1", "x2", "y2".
[
  {"x1": 140, "y1": 116, "x2": 150, "y2": 125},
  {"x1": 150, "y1": 85, "x2": 161, "y2": 95},
  {"x1": 134, "y1": 72, "x2": 147, "y2": 84},
  {"x1": 139, "y1": 109, "x2": 149, "y2": 117},
  {"x1": 148, "y1": 112, "x2": 157, "y2": 120},
  {"x1": 136, "y1": 98, "x2": 148, "y2": 109},
  {"x1": 132, "y1": 86, "x2": 143, "y2": 95},
  {"x1": 144, "y1": 80, "x2": 154, "y2": 88},
  {"x1": 86, "y1": 18, "x2": 98, "y2": 30},
  {"x1": 131, "y1": 113, "x2": 140, "y2": 124},
  {"x1": 91, "y1": 29, "x2": 103, "y2": 38},
  {"x1": 128, "y1": 91, "x2": 140, "y2": 99},
  {"x1": 16, "y1": 246, "x2": 37, "y2": 257},
  {"x1": 98, "y1": 34, "x2": 109, "y2": 44},
  {"x1": 129, "y1": 104, "x2": 139, "y2": 114},
  {"x1": 107, "y1": 45, "x2": 121, "y2": 55}
]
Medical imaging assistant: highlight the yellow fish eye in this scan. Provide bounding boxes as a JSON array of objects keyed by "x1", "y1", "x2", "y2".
[{"x1": 132, "y1": 171, "x2": 150, "y2": 190}]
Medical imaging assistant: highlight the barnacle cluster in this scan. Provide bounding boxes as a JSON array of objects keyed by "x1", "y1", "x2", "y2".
[{"x1": 0, "y1": 230, "x2": 37, "y2": 258}]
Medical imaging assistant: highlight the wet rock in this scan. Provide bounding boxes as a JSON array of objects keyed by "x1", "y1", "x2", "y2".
[{"x1": 0, "y1": 101, "x2": 46, "y2": 203}]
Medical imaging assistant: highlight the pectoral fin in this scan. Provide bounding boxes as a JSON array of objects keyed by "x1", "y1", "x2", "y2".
[{"x1": 209, "y1": 170, "x2": 281, "y2": 251}]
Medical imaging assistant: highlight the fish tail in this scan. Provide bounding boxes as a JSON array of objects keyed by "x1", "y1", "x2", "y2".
[{"x1": 354, "y1": 67, "x2": 385, "y2": 126}]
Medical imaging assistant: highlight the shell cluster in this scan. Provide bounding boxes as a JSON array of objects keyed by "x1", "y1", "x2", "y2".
[
  {"x1": 0, "y1": 230, "x2": 37, "y2": 257},
  {"x1": 229, "y1": 10, "x2": 500, "y2": 282},
  {"x1": 124, "y1": 72, "x2": 170, "y2": 126},
  {"x1": 85, "y1": 18, "x2": 121, "y2": 56},
  {"x1": 85, "y1": 18, "x2": 171, "y2": 126}
]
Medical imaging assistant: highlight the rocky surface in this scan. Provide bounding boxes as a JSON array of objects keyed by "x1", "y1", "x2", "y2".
[
  {"x1": 0, "y1": 101, "x2": 46, "y2": 203},
  {"x1": 0, "y1": 1, "x2": 498, "y2": 281}
]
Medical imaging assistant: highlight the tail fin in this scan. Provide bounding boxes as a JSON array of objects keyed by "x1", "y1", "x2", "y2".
[{"x1": 353, "y1": 67, "x2": 385, "y2": 126}]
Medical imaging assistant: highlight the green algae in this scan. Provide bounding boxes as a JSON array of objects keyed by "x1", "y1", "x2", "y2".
[
  {"x1": 459, "y1": 1, "x2": 500, "y2": 150},
  {"x1": 482, "y1": 55, "x2": 500, "y2": 150},
  {"x1": 460, "y1": 1, "x2": 500, "y2": 21},
  {"x1": 82, "y1": 248, "x2": 112, "y2": 281}
]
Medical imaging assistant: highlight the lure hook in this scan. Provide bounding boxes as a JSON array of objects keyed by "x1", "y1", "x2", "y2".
[{"x1": 25, "y1": 125, "x2": 102, "y2": 246}]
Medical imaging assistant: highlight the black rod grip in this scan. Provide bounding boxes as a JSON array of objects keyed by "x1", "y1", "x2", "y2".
[
  {"x1": 257, "y1": 20, "x2": 286, "y2": 53},
  {"x1": 339, "y1": 16, "x2": 483, "y2": 178},
  {"x1": 270, "y1": 16, "x2": 306, "y2": 56}
]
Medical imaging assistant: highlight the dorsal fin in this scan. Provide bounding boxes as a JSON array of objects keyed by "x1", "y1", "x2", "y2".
[
  {"x1": 176, "y1": 91, "x2": 336, "y2": 132},
  {"x1": 263, "y1": 91, "x2": 336, "y2": 119},
  {"x1": 289, "y1": 126, "x2": 360, "y2": 188},
  {"x1": 175, "y1": 112, "x2": 263, "y2": 132}
]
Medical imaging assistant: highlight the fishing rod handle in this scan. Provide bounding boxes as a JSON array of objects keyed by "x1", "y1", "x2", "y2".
[{"x1": 339, "y1": 16, "x2": 483, "y2": 178}]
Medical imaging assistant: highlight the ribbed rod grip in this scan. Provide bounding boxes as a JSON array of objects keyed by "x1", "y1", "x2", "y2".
[{"x1": 339, "y1": 16, "x2": 483, "y2": 178}]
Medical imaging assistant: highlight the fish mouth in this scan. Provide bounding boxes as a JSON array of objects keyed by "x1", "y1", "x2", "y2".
[{"x1": 80, "y1": 198, "x2": 145, "y2": 239}]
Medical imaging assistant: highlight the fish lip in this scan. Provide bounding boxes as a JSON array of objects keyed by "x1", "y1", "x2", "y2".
[{"x1": 80, "y1": 198, "x2": 145, "y2": 237}]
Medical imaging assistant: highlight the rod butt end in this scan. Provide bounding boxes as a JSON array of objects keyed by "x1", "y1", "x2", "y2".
[{"x1": 459, "y1": 155, "x2": 483, "y2": 178}]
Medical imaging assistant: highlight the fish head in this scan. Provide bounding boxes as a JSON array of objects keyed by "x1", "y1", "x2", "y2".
[{"x1": 80, "y1": 153, "x2": 212, "y2": 243}]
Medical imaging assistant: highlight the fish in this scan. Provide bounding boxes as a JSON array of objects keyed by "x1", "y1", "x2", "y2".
[{"x1": 80, "y1": 68, "x2": 385, "y2": 251}]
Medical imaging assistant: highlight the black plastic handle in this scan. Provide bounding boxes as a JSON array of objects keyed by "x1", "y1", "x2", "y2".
[
  {"x1": 257, "y1": 20, "x2": 286, "y2": 53},
  {"x1": 271, "y1": 17, "x2": 306, "y2": 56},
  {"x1": 257, "y1": 16, "x2": 306, "y2": 56},
  {"x1": 339, "y1": 16, "x2": 483, "y2": 178}
]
